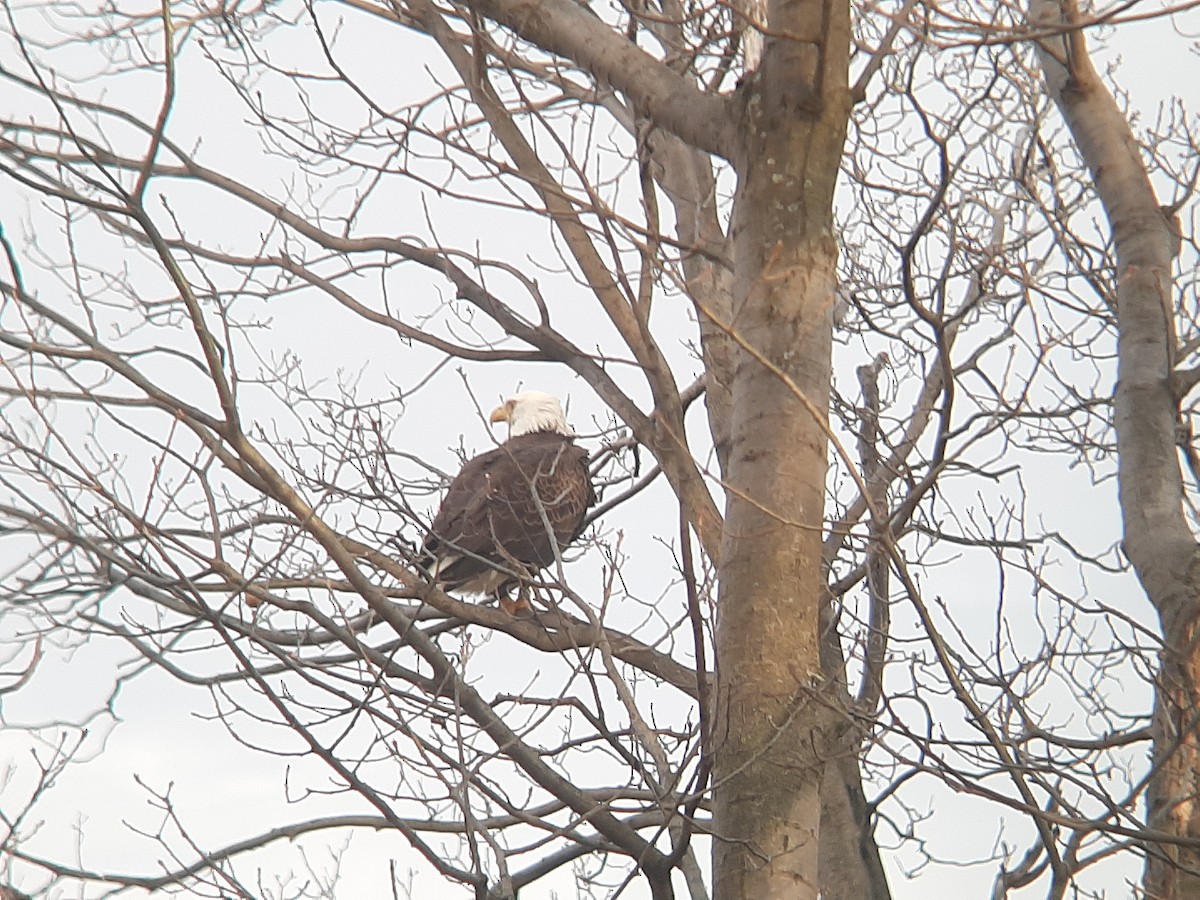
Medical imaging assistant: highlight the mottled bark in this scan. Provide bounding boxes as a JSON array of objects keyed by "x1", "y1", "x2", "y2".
[
  {"x1": 1031, "y1": 2, "x2": 1200, "y2": 896},
  {"x1": 711, "y1": 0, "x2": 851, "y2": 896},
  {"x1": 643, "y1": 37, "x2": 884, "y2": 897}
]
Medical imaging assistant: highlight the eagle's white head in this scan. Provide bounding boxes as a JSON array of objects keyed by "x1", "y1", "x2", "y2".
[{"x1": 490, "y1": 391, "x2": 574, "y2": 438}]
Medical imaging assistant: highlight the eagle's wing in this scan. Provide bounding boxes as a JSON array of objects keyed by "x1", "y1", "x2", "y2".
[{"x1": 422, "y1": 444, "x2": 510, "y2": 589}]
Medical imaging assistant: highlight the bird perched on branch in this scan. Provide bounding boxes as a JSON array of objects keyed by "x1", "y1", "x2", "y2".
[{"x1": 421, "y1": 391, "x2": 595, "y2": 616}]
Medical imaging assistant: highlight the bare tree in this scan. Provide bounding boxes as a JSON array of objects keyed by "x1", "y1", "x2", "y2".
[
  {"x1": 1032, "y1": 3, "x2": 1200, "y2": 897},
  {"x1": 1, "y1": 0, "x2": 1198, "y2": 898}
]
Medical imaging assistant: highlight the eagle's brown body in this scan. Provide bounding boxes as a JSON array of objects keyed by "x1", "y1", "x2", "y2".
[{"x1": 423, "y1": 429, "x2": 595, "y2": 605}]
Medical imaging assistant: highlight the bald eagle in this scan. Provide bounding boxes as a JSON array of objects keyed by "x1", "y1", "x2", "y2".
[{"x1": 421, "y1": 392, "x2": 595, "y2": 616}]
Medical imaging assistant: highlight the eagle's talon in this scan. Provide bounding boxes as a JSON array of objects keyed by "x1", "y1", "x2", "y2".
[
  {"x1": 499, "y1": 591, "x2": 536, "y2": 618},
  {"x1": 508, "y1": 601, "x2": 538, "y2": 620}
]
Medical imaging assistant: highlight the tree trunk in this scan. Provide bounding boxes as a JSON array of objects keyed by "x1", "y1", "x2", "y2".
[
  {"x1": 1031, "y1": 2, "x2": 1200, "y2": 896},
  {"x1": 711, "y1": 1, "x2": 850, "y2": 895}
]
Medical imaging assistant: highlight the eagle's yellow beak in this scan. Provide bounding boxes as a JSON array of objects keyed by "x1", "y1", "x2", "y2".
[{"x1": 489, "y1": 404, "x2": 509, "y2": 424}]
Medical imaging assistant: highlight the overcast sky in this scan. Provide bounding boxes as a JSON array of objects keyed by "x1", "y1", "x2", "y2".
[{"x1": 2, "y1": 2, "x2": 1198, "y2": 898}]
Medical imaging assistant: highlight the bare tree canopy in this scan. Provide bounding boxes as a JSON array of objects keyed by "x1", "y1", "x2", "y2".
[{"x1": 2, "y1": 0, "x2": 1199, "y2": 898}]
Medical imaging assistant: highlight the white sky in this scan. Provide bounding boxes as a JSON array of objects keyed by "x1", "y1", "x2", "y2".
[{"x1": 1, "y1": 2, "x2": 1197, "y2": 898}]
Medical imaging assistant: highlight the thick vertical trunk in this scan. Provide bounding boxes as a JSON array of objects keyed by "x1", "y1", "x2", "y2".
[
  {"x1": 712, "y1": 234, "x2": 836, "y2": 900},
  {"x1": 711, "y1": 0, "x2": 850, "y2": 896},
  {"x1": 1148, "y1": 637, "x2": 1200, "y2": 899},
  {"x1": 1030, "y1": 3, "x2": 1200, "y2": 896}
]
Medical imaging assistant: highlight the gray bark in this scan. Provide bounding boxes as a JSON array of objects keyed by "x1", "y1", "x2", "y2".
[
  {"x1": 710, "y1": 0, "x2": 852, "y2": 895},
  {"x1": 1031, "y1": 2, "x2": 1200, "y2": 896}
]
